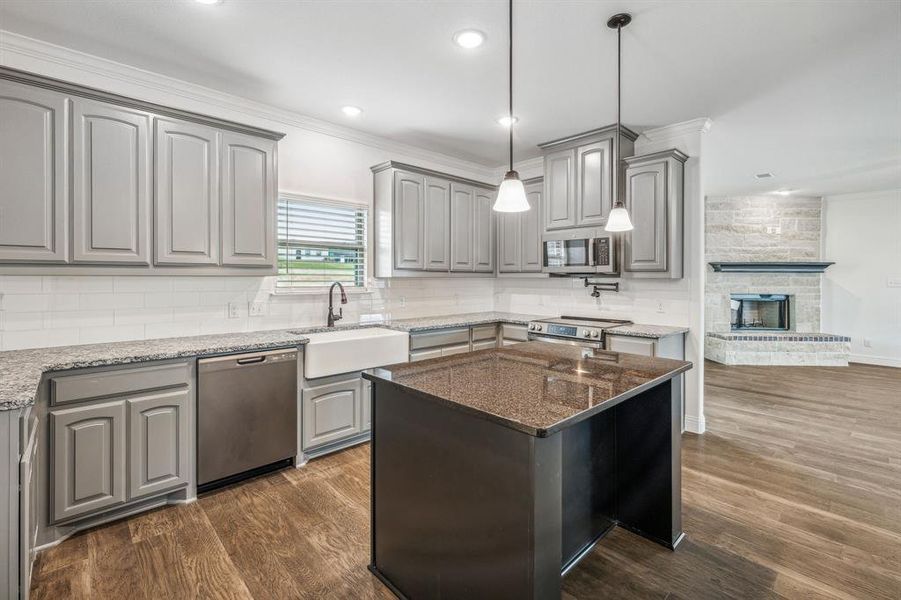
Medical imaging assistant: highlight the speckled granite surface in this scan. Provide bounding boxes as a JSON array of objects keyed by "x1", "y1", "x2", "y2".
[
  {"x1": 365, "y1": 341, "x2": 692, "y2": 437},
  {"x1": 0, "y1": 311, "x2": 686, "y2": 411},
  {"x1": 607, "y1": 324, "x2": 689, "y2": 338}
]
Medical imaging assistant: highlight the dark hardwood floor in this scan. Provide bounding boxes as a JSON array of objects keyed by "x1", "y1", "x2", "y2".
[{"x1": 31, "y1": 361, "x2": 901, "y2": 599}]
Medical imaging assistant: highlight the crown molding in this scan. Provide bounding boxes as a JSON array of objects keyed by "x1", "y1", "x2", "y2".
[
  {"x1": 0, "y1": 30, "x2": 497, "y2": 179},
  {"x1": 640, "y1": 118, "x2": 713, "y2": 142}
]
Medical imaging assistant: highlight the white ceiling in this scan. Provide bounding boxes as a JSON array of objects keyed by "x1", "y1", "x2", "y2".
[{"x1": 1, "y1": 0, "x2": 899, "y2": 196}]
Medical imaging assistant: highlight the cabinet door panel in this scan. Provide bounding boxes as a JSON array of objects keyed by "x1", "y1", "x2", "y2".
[
  {"x1": 128, "y1": 389, "x2": 190, "y2": 500},
  {"x1": 576, "y1": 139, "x2": 612, "y2": 226},
  {"x1": 606, "y1": 335, "x2": 656, "y2": 357},
  {"x1": 544, "y1": 149, "x2": 576, "y2": 231},
  {"x1": 393, "y1": 170, "x2": 426, "y2": 270},
  {"x1": 624, "y1": 161, "x2": 667, "y2": 272},
  {"x1": 497, "y1": 212, "x2": 521, "y2": 272},
  {"x1": 424, "y1": 177, "x2": 450, "y2": 271},
  {"x1": 473, "y1": 189, "x2": 495, "y2": 272},
  {"x1": 154, "y1": 118, "x2": 219, "y2": 265},
  {"x1": 303, "y1": 378, "x2": 362, "y2": 449},
  {"x1": 0, "y1": 81, "x2": 68, "y2": 262},
  {"x1": 450, "y1": 184, "x2": 474, "y2": 271},
  {"x1": 221, "y1": 132, "x2": 276, "y2": 266},
  {"x1": 73, "y1": 100, "x2": 151, "y2": 264},
  {"x1": 51, "y1": 401, "x2": 126, "y2": 523},
  {"x1": 521, "y1": 183, "x2": 542, "y2": 272}
]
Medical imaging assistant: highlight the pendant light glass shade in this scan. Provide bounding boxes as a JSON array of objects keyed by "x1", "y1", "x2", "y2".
[
  {"x1": 494, "y1": 170, "x2": 530, "y2": 212},
  {"x1": 604, "y1": 202, "x2": 634, "y2": 232}
]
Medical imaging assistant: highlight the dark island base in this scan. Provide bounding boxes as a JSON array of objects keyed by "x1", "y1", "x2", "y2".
[{"x1": 369, "y1": 378, "x2": 683, "y2": 600}]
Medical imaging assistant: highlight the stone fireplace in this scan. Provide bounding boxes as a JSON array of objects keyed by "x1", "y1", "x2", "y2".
[{"x1": 704, "y1": 196, "x2": 850, "y2": 366}]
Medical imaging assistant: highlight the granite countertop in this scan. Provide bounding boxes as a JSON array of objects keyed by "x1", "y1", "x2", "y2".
[
  {"x1": 607, "y1": 324, "x2": 689, "y2": 338},
  {"x1": 0, "y1": 310, "x2": 686, "y2": 411},
  {"x1": 364, "y1": 341, "x2": 692, "y2": 437}
]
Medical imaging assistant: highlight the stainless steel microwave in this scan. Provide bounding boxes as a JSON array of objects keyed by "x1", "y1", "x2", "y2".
[{"x1": 542, "y1": 229, "x2": 618, "y2": 275}]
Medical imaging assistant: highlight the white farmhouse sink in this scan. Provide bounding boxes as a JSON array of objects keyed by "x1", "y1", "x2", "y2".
[{"x1": 301, "y1": 327, "x2": 409, "y2": 379}]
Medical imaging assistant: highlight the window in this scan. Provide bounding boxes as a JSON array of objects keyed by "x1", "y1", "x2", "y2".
[{"x1": 277, "y1": 195, "x2": 367, "y2": 290}]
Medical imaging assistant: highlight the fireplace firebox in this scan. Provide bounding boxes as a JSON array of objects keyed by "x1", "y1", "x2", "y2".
[{"x1": 730, "y1": 294, "x2": 790, "y2": 331}]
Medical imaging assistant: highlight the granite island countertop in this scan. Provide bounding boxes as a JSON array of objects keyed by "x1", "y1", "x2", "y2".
[
  {"x1": 0, "y1": 311, "x2": 687, "y2": 411},
  {"x1": 364, "y1": 341, "x2": 692, "y2": 437}
]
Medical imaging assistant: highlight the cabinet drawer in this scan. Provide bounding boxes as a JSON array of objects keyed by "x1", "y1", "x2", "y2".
[
  {"x1": 51, "y1": 362, "x2": 190, "y2": 406},
  {"x1": 606, "y1": 335, "x2": 656, "y2": 357},
  {"x1": 441, "y1": 343, "x2": 471, "y2": 357},
  {"x1": 471, "y1": 324, "x2": 498, "y2": 341},
  {"x1": 409, "y1": 328, "x2": 470, "y2": 350},
  {"x1": 471, "y1": 339, "x2": 498, "y2": 351},
  {"x1": 501, "y1": 324, "x2": 529, "y2": 342},
  {"x1": 409, "y1": 348, "x2": 443, "y2": 362}
]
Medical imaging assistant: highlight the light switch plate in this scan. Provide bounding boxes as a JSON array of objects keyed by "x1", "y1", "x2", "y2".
[
  {"x1": 248, "y1": 302, "x2": 268, "y2": 317},
  {"x1": 227, "y1": 303, "x2": 241, "y2": 319}
]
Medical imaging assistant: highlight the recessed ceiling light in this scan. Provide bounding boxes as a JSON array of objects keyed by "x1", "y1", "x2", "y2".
[
  {"x1": 754, "y1": 172, "x2": 775, "y2": 180},
  {"x1": 341, "y1": 106, "x2": 363, "y2": 117},
  {"x1": 497, "y1": 115, "x2": 518, "y2": 127},
  {"x1": 773, "y1": 189, "x2": 797, "y2": 196},
  {"x1": 195, "y1": 0, "x2": 222, "y2": 5},
  {"x1": 453, "y1": 29, "x2": 486, "y2": 49}
]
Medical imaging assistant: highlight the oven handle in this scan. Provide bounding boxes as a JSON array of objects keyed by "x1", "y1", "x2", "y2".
[{"x1": 528, "y1": 334, "x2": 604, "y2": 350}]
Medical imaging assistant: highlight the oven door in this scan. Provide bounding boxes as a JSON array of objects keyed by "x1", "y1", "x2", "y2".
[{"x1": 542, "y1": 231, "x2": 597, "y2": 274}]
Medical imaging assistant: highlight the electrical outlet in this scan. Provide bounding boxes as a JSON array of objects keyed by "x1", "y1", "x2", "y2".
[
  {"x1": 887, "y1": 277, "x2": 901, "y2": 288},
  {"x1": 248, "y1": 302, "x2": 268, "y2": 317},
  {"x1": 766, "y1": 226, "x2": 782, "y2": 234},
  {"x1": 863, "y1": 338, "x2": 872, "y2": 348},
  {"x1": 657, "y1": 301, "x2": 665, "y2": 313},
  {"x1": 399, "y1": 296, "x2": 406, "y2": 308},
  {"x1": 227, "y1": 302, "x2": 241, "y2": 319}
]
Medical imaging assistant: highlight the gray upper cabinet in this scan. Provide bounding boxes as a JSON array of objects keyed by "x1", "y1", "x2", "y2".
[
  {"x1": 450, "y1": 183, "x2": 475, "y2": 271},
  {"x1": 521, "y1": 180, "x2": 543, "y2": 272},
  {"x1": 154, "y1": 118, "x2": 220, "y2": 265},
  {"x1": 393, "y1": 170, "x2": 426, "y2": 270},
  {"x1": 424, "y1": 177, "x2": 450, "y2": 271},
  {"x1": 0, "y1": 80, "x2": 68, "y2": 263},
  {"x1": 50, "y1": 400, "x2": 127, "y2": 523},
  {"x1": 623, "y1": 149, "x2": 687, "y2": 279},
  {"x1": 73, "y1": 99, "x2": 151, "y2": 264},
  {"x1": 220, "y1": 132, "x2": 277, "y2": 267},
  {"x1": 543, "y1": 148, "x2": 576, "y2": 231},
  {"x1": 127, "y1": 389, "x2": 190, "y2": 500},
  {"x1": 576, "y1": 139, "x2": 612, "y2": 227},
  {"x1": 372, "y1": 161, "x2": 496, "y2": 277},
  {"x1": 498, "y1": 178, "x2": 542, "y2": 273},
  {"x1": 538, "y1": 125, "x2": 638, "y2": 234},
  {"x1": 473, "y1": 189, "x2": 495, "y2": 272}
]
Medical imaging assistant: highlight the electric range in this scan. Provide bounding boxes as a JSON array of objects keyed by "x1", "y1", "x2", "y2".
[{"x1": 526, "y1": 316, "x2": 633, "y2": 349}]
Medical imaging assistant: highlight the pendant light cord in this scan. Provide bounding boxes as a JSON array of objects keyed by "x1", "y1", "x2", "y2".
[
  {"x1": 615, "y1": 21, "x2": 621, "y2": 205},
  {"x1": 508, "y1": 0, "x2": 514, "y2": 173}
]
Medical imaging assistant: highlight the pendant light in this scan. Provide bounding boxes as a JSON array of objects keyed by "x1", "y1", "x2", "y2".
[
  {"x1": 604, "y1": 13, "x2": 634, "y2": 232},
  {"x1": 493, "y1": 0, "x2": 530, "y2": 212}
]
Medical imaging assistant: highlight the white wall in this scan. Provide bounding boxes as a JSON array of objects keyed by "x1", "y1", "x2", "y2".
[
  {"x1": 822, "y1": 189, "x2": 901, "y2": 367},
  {"x1": 0, "y1": 33, "x2": 499, "y2": 350}
]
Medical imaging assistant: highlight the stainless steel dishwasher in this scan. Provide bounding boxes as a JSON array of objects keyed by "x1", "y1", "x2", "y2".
[{"x1": 197, "y1": 348, "x2": 297, "y2": 491}]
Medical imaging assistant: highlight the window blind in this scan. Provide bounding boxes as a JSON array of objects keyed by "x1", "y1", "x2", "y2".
[{"x1": 277, "y1": 196, "x2": 367, "y2": 289}]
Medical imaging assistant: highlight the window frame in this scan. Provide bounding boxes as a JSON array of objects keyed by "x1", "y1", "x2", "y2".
[{"x1": 275, "y1": 192, "x2": 370, "y2": 294}]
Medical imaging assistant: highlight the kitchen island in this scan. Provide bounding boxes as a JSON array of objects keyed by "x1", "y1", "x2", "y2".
[{"x1": 363, "y1": 341, "x2": 692, "y2": 600}]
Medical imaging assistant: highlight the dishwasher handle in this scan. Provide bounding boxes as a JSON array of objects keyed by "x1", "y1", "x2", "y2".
[{"x1": 236, "y1": 355, "x2": 266, "y2": 365}]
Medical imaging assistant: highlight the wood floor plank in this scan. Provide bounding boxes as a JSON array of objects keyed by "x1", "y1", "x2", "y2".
[{"x1": 29, "y1": 361, "x2": 901, "y2": 599}]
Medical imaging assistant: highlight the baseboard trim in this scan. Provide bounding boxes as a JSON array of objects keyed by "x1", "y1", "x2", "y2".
[
  {"x1": 850, "y1": 354, "x2": 901, "y2": 368},
  {"x1": 684, "y1": 415, "x2": 706, "y2": 434}
]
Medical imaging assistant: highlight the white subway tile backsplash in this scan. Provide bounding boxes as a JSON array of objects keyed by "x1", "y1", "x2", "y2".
[
  {"x1": 1, "y1": 294, "x2": 50, "y2": 312},
  {"x1": 79, "y1": 325, "x2": 145, "y2": 344},
  {"x1": 48, "y1": 310, "x2": 114, "y2": 329},
  {"x1": 79, "y1": 292, "x2": 145, "y2": 310}
]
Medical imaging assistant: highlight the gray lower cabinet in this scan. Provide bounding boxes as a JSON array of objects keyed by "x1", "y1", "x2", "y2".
[
  {"x1": 424, "y1": 177, "x2": 451, "y2": 270},
  {"x1": 450, "y1": 183, "x2": 475, "y2": 271},
  {"x1": 127, "y1": 389, "x2": 190, "y2": 500},
  {"x1": 302, "y1": 374, "x2": 363, "y2": 450},
  {"x1": 219, "y1": 131, "x2": 277, "y2": 266},
  {"x1": 154, "y1": 118, "x2": 220, "y2": 265},
  {"x1": 623, "y1": 149, "x2": 687, "y2": 278},
  {"x1": 50, "y1": 401, "x2": 127, "y2": 523},
  {"x1": 361, "y1": 378, "x2": 372, "y2": 432},
  {"x1": 393, "y1": 169, "x2": 426, "y2": 270},
  {"x1": 72, "y1": 99, "x2": 151, "y2": 264},
  {"x1": 19, "y1": 412, "x2": 38, "y2": 600},
  {"x1": 501, "y1": 323, "x2": 529, "y2": 346},
  {"x1": 0, "y1": 80, "x2": 68, "y2": 263},
  {"x1": 498, "y1": 178, "x2": 542, "y2": 273}
]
